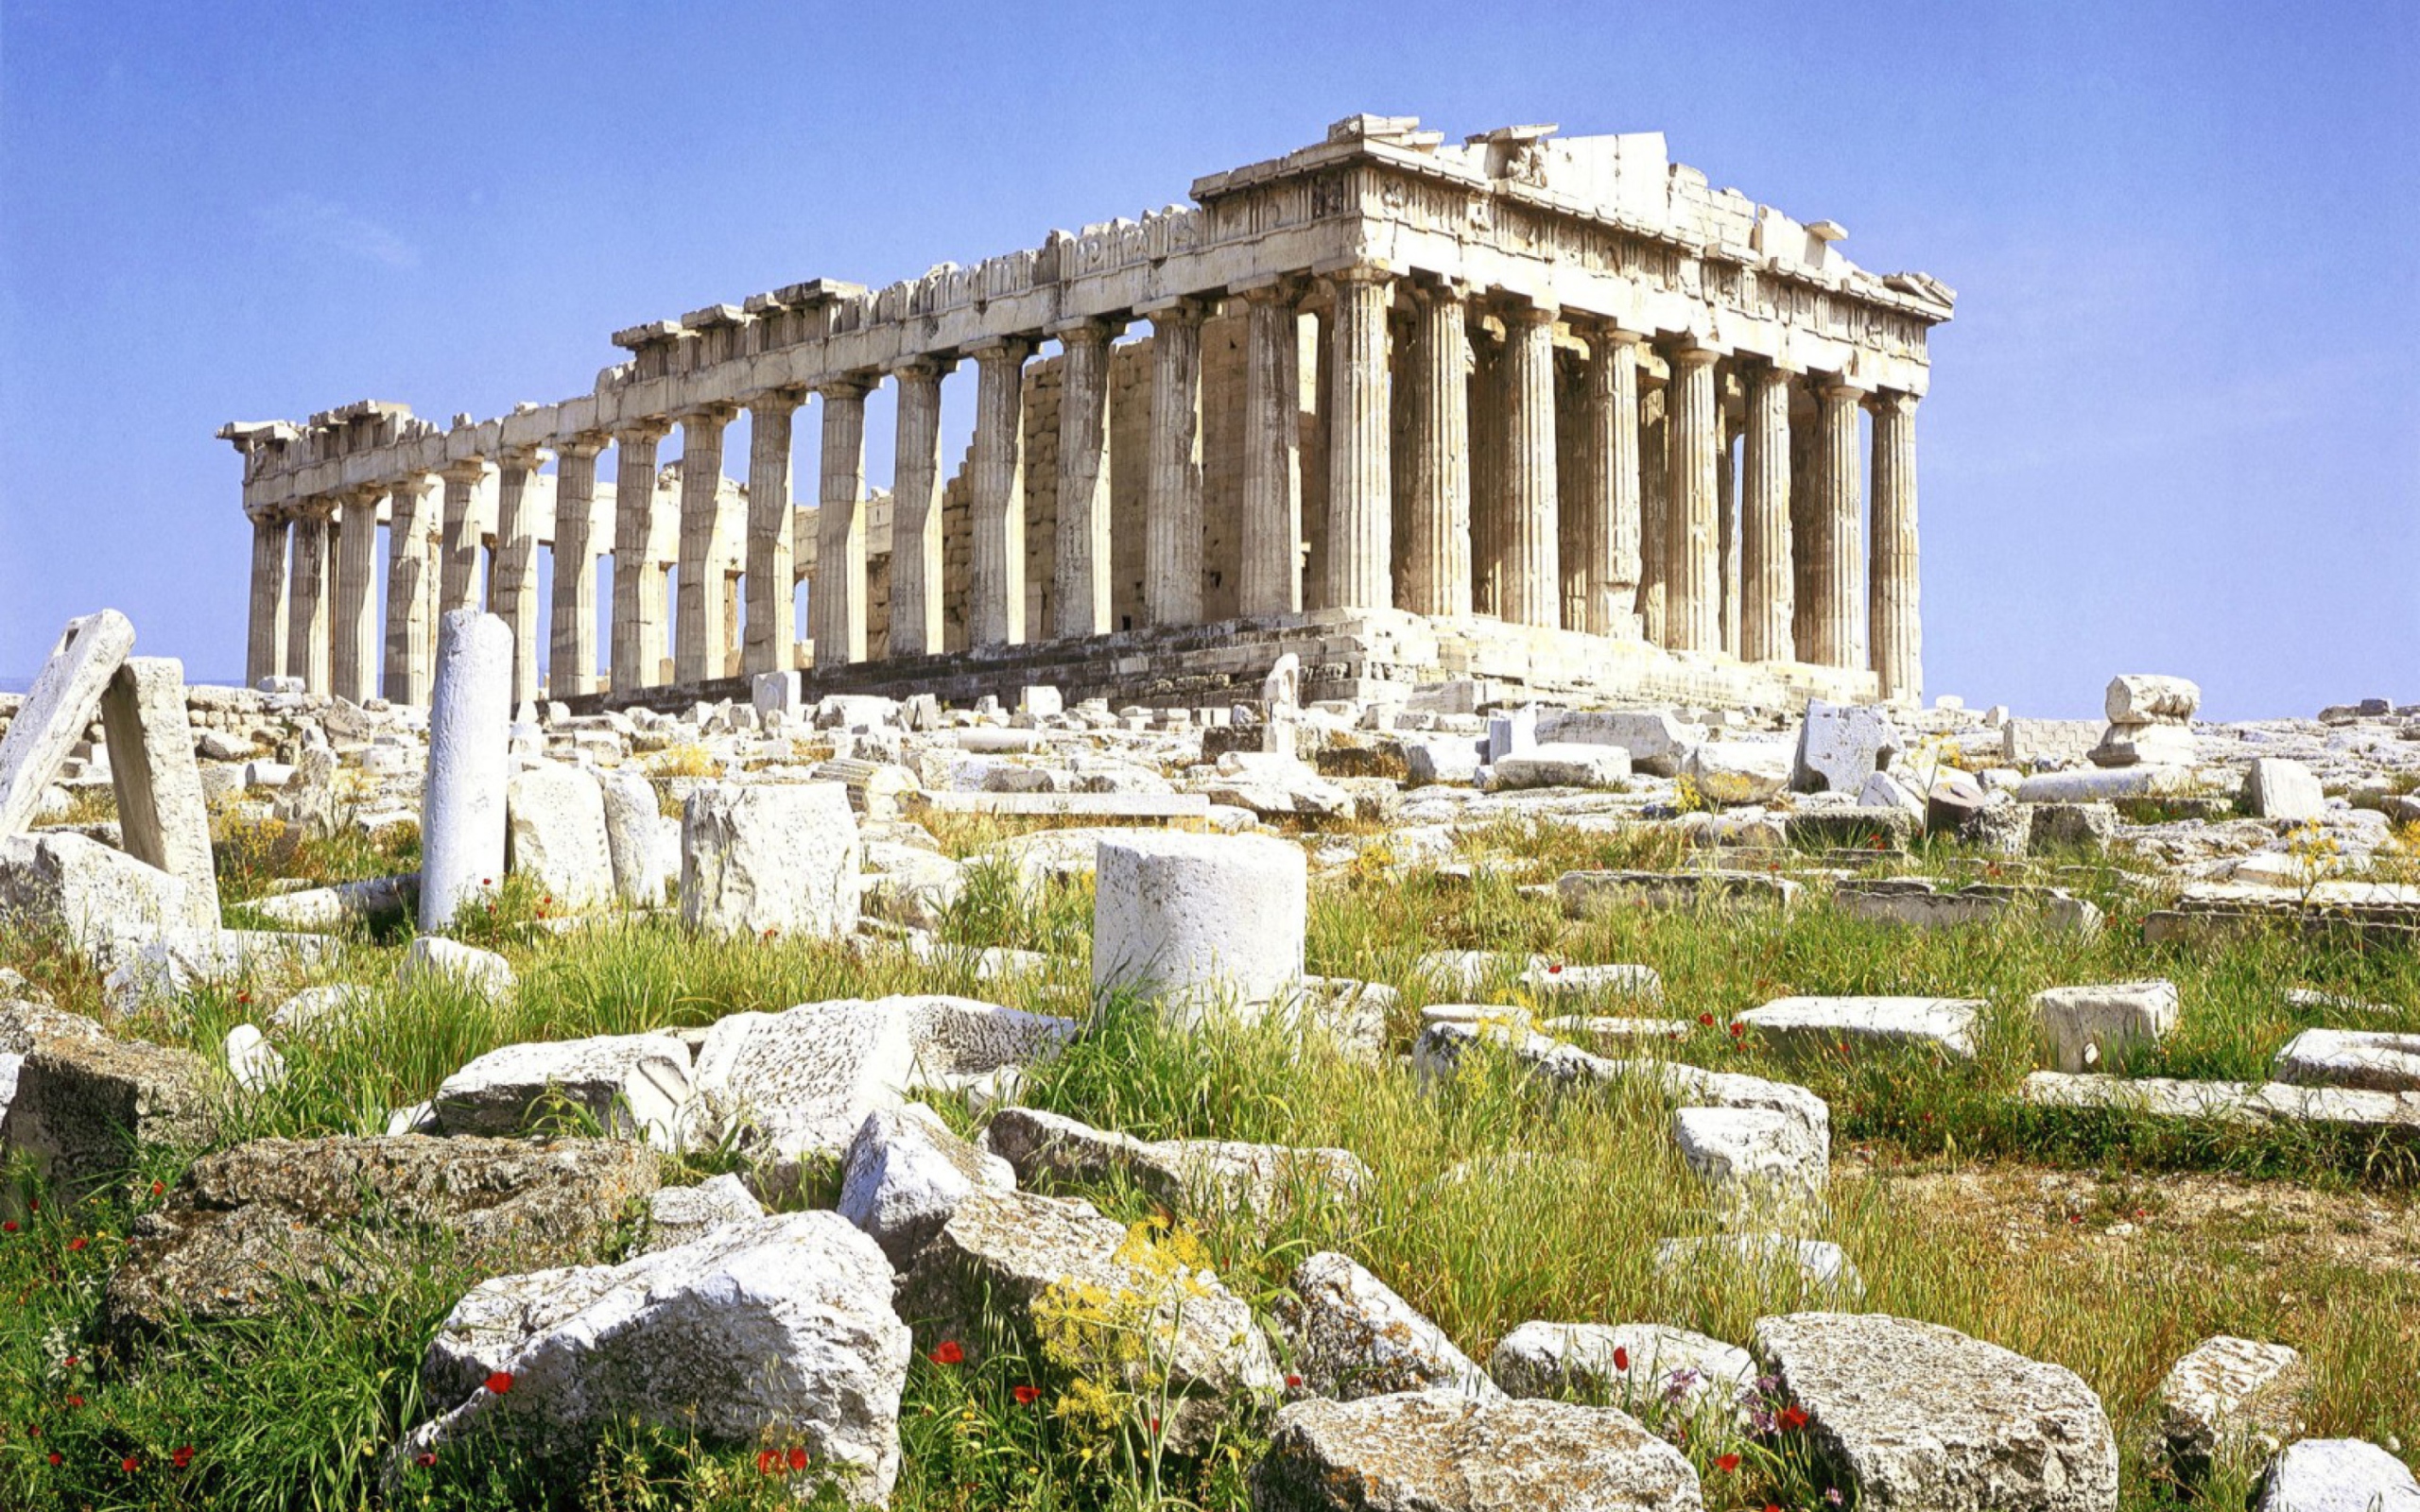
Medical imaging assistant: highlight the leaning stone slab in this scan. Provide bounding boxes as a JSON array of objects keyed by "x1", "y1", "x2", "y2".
[
  {"x1": 1280, "y1": 1250, "x2": 1499, "y2": 1401},
  {"x1": 102, "y1": 1135, "x2": 658, "y2": 1335},
  {"x1": 1738, "y1": 995, "x2": 1986, "y2": 1060},
  {"x1": 2271, "y1": 1028, "x2": 2420, "y2": 1093},
  {"x1": 0, "y1": 610, "x2": 135, "y2": 840},
  {"x1": 1557, "y1": 868, "x2": 1801, "y2": 917},
  {"x1": 99, "y1": 657, "x2": 220, "y2": 927},
  {"x1": 2254, "y1": 1438, "x2": 2420, "y2": 1511},
  {"x1": 1754, "y1": 1312, "x2": 2118, "y2": 1512},
  {"x1": 980, "y1": 1105, "x2": 1365, "y2": 1217},
  {"x1": 2243, "y1": 757, "x2": 2325, "y2": 821},
  {"x1": 407, "y1": 1213, "x2": 909, "y2": 1503},
  {"x1": 2030, "y1": 980, "x2": 2179, "y2": 1074},
  {"x1": 681, "y1": 781, "x2": 859, "y2": 939},
  {"x1": 4, "y1": 1033, "x2": 216, "y2": 1195},
  {"x1": 2155, "y1": 1335, "x2": 2309, "y2": 1483},
  {"x1": 1252, "y1": 1389, "x2": 1703, "y2": 1511},
  {"x1": 1490, "y1": 1321, "x2": 1755, "y2": 1419},
  {"x1": 638, "y1": 1173, "x2": 765, "y2": 1256},
  {"x1": 839, "y1": 1102, "x2": 1014, "y2": 1267},
  {"x1": 433, "y1": 1031, "x2": 694, "y2": 1147},
  {"x1": 1093, "y1": 831, "x2": 1306, "y2": 1025},
  {"x1": 0, "y1": 831, "x2": 195, "y2": 945},
  {"x1": 895, "y1": 1188, "x2": 1280, "y2": 1450}
]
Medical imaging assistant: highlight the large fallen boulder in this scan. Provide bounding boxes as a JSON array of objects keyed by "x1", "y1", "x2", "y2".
[
  {"x1": 681, "y1": 781, "x2": 859, "y2": 939},
  {"x1": 103, "y1": 1136, "x2": 659, "y2": 1336},
  {"x1": 0, "y1": 831, "x2": 195, "y2": 945},
  {"x1": 3, "y1": 1032, "x2": 216, "y2": 1195},
  {"x1": 406, "y1": 1213, "x2": 909, "y2": 1504},
  {"x1": 1251, "y1": 1389, "x2": 1702, "y2": 1510},
  {"x1": 1754, "y1": 1312, "x2": 2118, "y2": 1511},
  {"x1": 838, "y1": 1103, "x2": 1014, "y2": 1267},
  {"x1": 2254, "y1": 1438, "x2": 2420, "y2": 1511}
]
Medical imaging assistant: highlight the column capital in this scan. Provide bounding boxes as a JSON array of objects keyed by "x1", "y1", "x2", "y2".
[
  {"x1": 1816, "y1": 375, "x2": 1867, "y2": 403},
  {"x1": 1135, "y1": 293, "x2": 1214, "y2": 324},
  {"x1": 675, "y1": 401, "x2": 738, "y2": 429},
  {"x1": 438, "y1": 456, "x2": 490, "y2": 486},
  {"x1": 1867, "y1": 387, "x2": 1920, "y2": 416},
  {"x1": 390, "y1": 469, "x2": 442, "y2": 498},
  {"x1": 962, "y1": 334, "x2": 1032, "y2": 363},
  {"x1": 1661, "y1": 337, "x2": 1725, "y2": 369},
  {"x1": 1310, "y1": 256, "x2": 1397, "y2": 285},
  {"x1": 1232, "y1": 274, "x2": 1308, "y2": 307},
  {"x1": 889, "y1": 352, "x2": 959, "y2": 380},
  {"x1": 614, "y1": 416, "x2": 673, "y2": 446},
  {"x1": 814, "y1": 374, "x2": 876, "y2": 402},
  {"x1": 740, "y1": 386, "x2": 806, "y2": 417},
  {"x1": 495, "y1": 443, "x2": 551, "y2": 472},
  {"x1": 555, "y1": 432, "x2": 610, "y2": 460},
  {"x1": 1495, "y1": 296, "x2": 1560, "y2": 327},
  {"x1": 1046, "y1": 314, "x2": 1125, "y2": 344}
]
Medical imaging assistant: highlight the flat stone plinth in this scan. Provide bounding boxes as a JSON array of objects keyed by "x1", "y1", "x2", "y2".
[
  {"x1": 1558, "y1": 868, "x2": 1801, "y2": 917},
  {"x1": 914, "y1": 792, "x2": 1210, "y2": 820},
  {"x1": 1737, "y1": 995, "x2": 1985, "y2": 1059}
]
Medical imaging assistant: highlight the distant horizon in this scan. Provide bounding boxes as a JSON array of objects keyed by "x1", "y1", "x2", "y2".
[{"x1": 5, "y1": 2, "x2": 2413, "y2": 721}]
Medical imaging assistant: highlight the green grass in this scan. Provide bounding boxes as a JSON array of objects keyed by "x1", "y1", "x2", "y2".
[{"x1": 1, "y1": 814, "x2": 2415, "y2": 1508}]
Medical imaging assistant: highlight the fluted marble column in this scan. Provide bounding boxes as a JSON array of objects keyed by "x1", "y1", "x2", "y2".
[
  {"x1": 968, "y1": 338, "x2": 1028, "y2": 649},
  {"x1": 741, "y1": 391, "x2": 801, "y2": 677},
  {"x1": 491, "y1": 447, "x2": 545, "y2": 706},
  {"x1": 611, "y1": 420, "x2": 670, "y2": 694},
  {"x1": 673, "y1": 405, "x2": 735, "y2": 684},
  {"x1": 438, "y1": 461, "x2": 489, "y2": 615},
  {"x1": 1637, "y1": 390, "x2": 1668, "y2": 644},
  {"x1": 1051, "y1": 321, "x2": 1116, "y2": 639},
  {"x1": 1324, "y1": 266, "x2": 1393, "y2": 611},
  {"x1": 889, "y1": 358, "x2": 951, "y2": 658},
  {"x1": 1240, "y1": 284, "x2": 1305, "y2": 617},
  {"x1": 1401, "y1": 281, "x2": 1471, "y2": 617},
  {"x1": 1143, "y1": 299, "x2": 1206, "y2": 626},
  {"x1": 813, "y1": 379, "x2": 871, "y2": 666},
  {"x1": 1808, "y1": 381, "x2": 1865, "y2": 669},
  {"x1": 1469, "y1": 324, "x2": 1504, "y2": 617},
  {"x1": 1589, "y1": 328, "x2": 1643, "y2": 636},
  {"x1": 1869, "y1": 389, "x2": 1922, "y2": 700},
  {"x1": 1740, "y1": 367, "x2": 1795, "y2": 664},
  {"x1": 1662, "y1": 344, "x2": 1721, "y2": 652},
  {"x1": 1498, "y1": 303, "x2": 1560, "y2": 628},
  {"x1": 548, "y1": 438, "x2": 605, "y2": 697},
  {"x1": 329, "y1": 488, "x2": 380, "y2": 702},
  {"x1": 1718, "y1": 412, "x2": 1739, "y2": 656},
  {"x1": 246, "y1": 512, "x2": 290, "y2": 686},
  {"x1": 285, "y1": 502, "x2": 333, "y2": 694},
  {"x1": 382, "y1": 475, "x2": 436, "y2": 704}
]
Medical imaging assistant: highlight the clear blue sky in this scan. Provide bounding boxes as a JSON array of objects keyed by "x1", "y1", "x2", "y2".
[{"x1": 3, "y1": 1, "x2": 2413, "y2": 717}]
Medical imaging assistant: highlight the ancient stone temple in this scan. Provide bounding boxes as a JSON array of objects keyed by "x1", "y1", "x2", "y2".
[{"x1": 221, "y1": 115, "x2": 1951, "y2": 712}]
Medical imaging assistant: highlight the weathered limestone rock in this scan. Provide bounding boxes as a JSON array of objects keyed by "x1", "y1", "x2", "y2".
[
  {"x1": 681, "y1": 781, "x2": 859, "y2": 939},
  {"x1": 596, "y1": 768, "x2": 664, "y2": 907},
  {"x1": 839, "y1": 1102, "x2": 1014, "y2": 1267},
  {"x1": 2254, "y1": 1439, "x2": 2420, "y2": 1511},
  {"x1": 1403, "y1": 734, "x2": 1485, "y2": 786},
  {"x1": 638, "y1": 1173, "x2": 765, "y2": 1255},
  {"x1": 1537, "y1": 708, "x2": 1703, "y2": 777},
  {"x1": 1671, "y1": 1106, "x2": 1826, "y2": 1222},
  {"x1": 99, "y1": 925, "x2": 335, "y2": 1015},
  {"x1": 2105, "y1": 674, "x2": 2202, "y2": 724},
  {"x1": 1792, "y1": 698, "x2": 1904, "y2": 794},
  {"x1": 896, "y1": 1188, "x2": 1279, "y2": 1449},
  {"x1": 99, "y1": 657, "x2": 221, "y2": 927},
  {"x1": 409, "y1": 1213, "x2": 909, "y2": 1503},
  {"x1": 1487, "y1": 745, "x2": 1633, "y2": 791},
  {"x1": 246, "y1": 873, "x2": 417, "y2": 931},
  {"x1": 1738, "y1": 995, "x2": 1985, "y2": 1059},
  {"x1": 1413, "y1": 1021, "x2": 1829, "y2": 1145},
  {"x1": 1753, "y1": 1312, "x2": 2118, "y2": 1512},
  {"x1": 1558, "y1": 868, "x2": 1801, "y2": 915},
  {"x1": 1834, "y1": 877, "x2": 2101, "y2": 934},
  {"x1": 0, "y1": 831, "x2": 195, "y2": 945},
  {"x1": 0, "y1": 610, "x2": 134, "y2": 839},
  {"x1": 2154, "y1": 1335, "x2": 2309, "y2": 1481},
  {"x1": 1682, "y1": 740, "x2": 1791, "y2": 804},
  {"x1": 1489, "y1": 1321, "x2": 1754, "y2": 1418},
  {"x1": 4, "y1": 1033, "x2": 216, "y2": 1194},
  {"x1": 2030, "y1": 981, "x2": 2178, "y2": 1074},
  {"x1": 505, "y1": 764, "x2": 614, "y2": 908},
  {"x1": 859, "y1": 841, "x2": 965, "y2": 930},
  {"x1": 223, "y1": 1022, "x2": 285, "y2": 1092},
  {"x1": 2243, "y1": 757, "x2": 2326, "y2": 821},
  {"x1": 1279, "y1": 1250, "x2": 1499, "y2": 1401},
  {"x1": 1652, "y1": 1236, "x2": 1864, "y2": 1301},
  {"x1": 420, "y1": 610, "x2": 513, "y2": 931},
  {"x1": 1252, "y1": 1390, "x2": 1703, "y2": 1511},
  {"x1": 433, "y1": 1031, "x2": 694, "y2": 1146},
  {"x1": 1093, "y1": 831, "x2": 1305, "y2": 1024},
  {"x1": 983, "y1": 1106, "x2": 1367, "y2": 1217},
  {"x1": 2090, "y1": 720, "x2": 2197, "y2": 769},
  {"x1": 2270, "y1": 1028, "x2": 2420, "y2": 1093},
  {"x1": 690, "y1": 999, "x2": 913, "y2": 1161},
  {"x1": 103, "y1": 1135, "x2": 658, "y2": 1334},
  {"x1": 398, "y1": 936, "x2": 514, "y2": 1004}
]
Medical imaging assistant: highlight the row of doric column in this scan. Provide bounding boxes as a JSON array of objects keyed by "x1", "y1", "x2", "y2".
[{"x1": 241, "y1": 270, "x2": 1923, "y2": 705}]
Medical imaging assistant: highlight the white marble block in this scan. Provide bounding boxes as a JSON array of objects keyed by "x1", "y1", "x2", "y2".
[{"x1": 1093, "y1": 831, "x2": 1306, "y2": 1026}]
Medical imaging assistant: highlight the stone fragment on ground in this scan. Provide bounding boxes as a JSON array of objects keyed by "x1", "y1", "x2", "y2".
[
  {"x1": 681, "y1": 780, "x2": 860, "y2": 939},
  {"x1": 638, "y1": 1173, "x2": 765, "y2": 1256},
  {"x1": 103, "y1": 1135, "x2": 658, "y2": 1335},
  {"x1": 2254, "y1": 1438, "x2": 2420, "y2": 1511},
  {"x1": 1683, "y1": 739, "x2": 1790, "y2": 803},
  {"x1": 4, "y1": 1032, "x2": 216, "y2": 1195},
  {"x1": 1489, "y1": 1321, "x2": 1755, "y2": 1419},
  {"x1": 1653, "y1": 1236, "x2": 1863, "y2": 1302},
  {"x1": 1738, "y1": 995, "x2": 1986, "y2": 1060},
  {"x1": 1487, "y1": 745, "x2": 1633, "y2": 791},
  {"x1": 1279, "y1": 1250, "x2": 1499, "y2": 1401},
  {"x1": 2030, "y1": 980, "x2": 2180, "y2": 1074},
  {"x1": 840, "y1": 1102, "x2": 1014, "y2": 1267},
  {"x1": 1754, "y1": 1311, "x2": 2118, "y2": 1512},
  {"x1": 1251, "y1": 1389, "x2": 1703, "y2": 1511},
  {"x1": 1834, "y1": 876, "x2": 2101, "y2": 934},
  {"x1": 408, "y1": 1212, "x2": 909, "y2": 1503},
  {"x1": 1792, "y1": 698, "x2": 1903, "y2": 794},
  {"x1": 1558, "y1": 868, "x2": 1800, "y2": 916},
  {"x1": 2243, "y1": 757, "x2": 2326, "y2": 821},
  {"x1": 505, "y1": 764, "x2": 615, "y2": 907},
  {"x1": 1093, "y1": 830, "x2": 1306, "y2": 1025},
  {"x1": 398, "y1": 936, "x2": 514, "y2": 1003},
  {"x1": 1671, "y1": 1105, "x2": 1826, "y2": 1223},
  {"x1": 2270, "y1": 1027, "x2": 2420, "y2": 1093},
  {"x1": 99, "y1": 925, "x2": 336, "y2": 1014},
  {"x1": 981, "y1": 1105, "x2": 1366, "y2": 1216},
  {"x1": 433, "y1": 1031, "x2": 694, "y2": 1146},
  {"x1": 0, "y1": 831, "x2": 196, "y2": 945},
  {"x1": 2154, "y1": 1334, "x2": 2309, "y2": 1482}
]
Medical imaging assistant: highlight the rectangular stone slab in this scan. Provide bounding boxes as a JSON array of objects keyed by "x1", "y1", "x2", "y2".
[
  {"x1": 1738, "y1": 995, "x2": 1986, "y2": 1058},
  {"x1": 100, "y1": 657, "x2": 220, "y2": 927},
  {"x1": 915, "y1": 791, "x2": 1210, "y2": 818},
  {"x1": 0, "y1": 610, "x2": 135, "y2": 839}
]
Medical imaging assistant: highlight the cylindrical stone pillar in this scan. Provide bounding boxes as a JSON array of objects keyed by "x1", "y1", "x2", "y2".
[
  {"x1": 1144, "y1": 300, "x2": 1206, "y2": 627},
  {"x1": 1239, "y1": 284, "x2": 1304, "y2": 617},
  {"x1": 674, "y1": 405, "x2": 735, "y2": 684},
  {"x1": 1591, "y1": 328, "x2": 1643, "y2": 637},
  {"x1": 814, "y1": 379, "x2": 871, "y2": 666},
  {"x1": 1869, "y1": 389, "x2": 1922, "y2": 701},
  {"x1": 1740, "y1": 367, "x2": 1795, "y2": 664},
  {"x1": 1402, "y1": 282, "x2": 1472, "y2": 618},
  {"x1": 285, "y1": 504, "x2": 333, "y2": 693},
  {"x1": 1324, "y1": 266, "x2": 1394, "y2": 612},
  {"x1": 968, "y1": 338, "x2": 1029, "y2": 649},
  {"x1": 611, "y1": 421, "x2": 669, "y2": 694},
  {"x1": 1810, "y1": 381, "x2": 1865, "y2": 669},
  {"x1": 889, "y1": 358, "x2": 950, "y2": 658},
  {"x1": 548, "y1": 438, "x2": 605, "y2": 698},
  {"x1": 1052, "y1": 322, "x2": 1115, "y2": 639},
  {"x1": 420, "y1": 610, "x2": 512, "y2": 931},
  {"x1": 741, "y1": 392, "x2": 800, "y2": 677},
  {"x1": 1718, "y1": 414, "x2": 1739, "y2": 656},
  {"x1": 331, "y1": 487, "x2": 382, "y2": 702},
  {"x1": 246, "y1": 512, "x2": 290, "y2": 687},
  {"x1": 384, "y1": 475, "x2": 437, "y2": 705},
  {"x1": 1637, "y1": 390, "x2": 1668, "y2": 644},
  {"x1": 491, "y1": 448, "x2": 546, "y2": 707},
  {"x1": 1469, "y1": 323, "x2": 1504, "y2": 618},
  {"x1": 439, "y1": 461, "x2": 489, "y2": 615},
  {"x1": 1499, "y1": 303, "x2": 1561, "y2": 628},
  {"x1": 1662, "y1": 345, "x2": 1721, "y2": 652}
]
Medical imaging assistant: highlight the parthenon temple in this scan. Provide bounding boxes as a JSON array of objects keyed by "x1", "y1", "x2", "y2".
[{"x1": 220, "y1": 114, "x2": 1952, "y2": 713}]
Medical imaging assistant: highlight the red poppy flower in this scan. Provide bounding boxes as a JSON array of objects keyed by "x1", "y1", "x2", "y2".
[
  {"x1": 1284, "y1": 1373, "x2": 1303, "y2": 1389},
  {"x1": 1149, "y1": 1417, "x2": 1161, "y2": 1435},
  {"x1": 483, "y1": 1370, "x2": 513, "y2": 1395},
  {"x1": 172, "y1": 1446, "x2": 194, "y2": 1469},
  {"x1": 1780, "y1": 1404, "x2": 1808, "y2": 1430},
  {"x1": 787, "y1": 1446, "x2": 808, "y2": 1470},
  {"x1": 1717, "y1": 1452, "x2": 1740, "y2": 1472},
  {"x1": 1698, "y1": 1013, "x2": 1715, "y2": 1026},
  {"x1": 1013, "y1": 1384, "x2": 1041, "y2": 1405},
  {"x1": 64, "y1": 1395, "x2": 83, "y2": 1409},
  {"x1": 62, "y1": 1354, "x2": 77, "y2": 1367},
  {"x1": 151, "y1": 1181, "x2": 164, "y2": 1197},
  {"x1": 45, "y1": 1452, "x2": 60, "y2": 1467},
  {"x1": 930, "y1": 1341, "x2": 964, "y2": 1366},
  {"x1": 1547, "y1": 963, "x2": 1563, "y2": 974},
  {"x1": 26, "y1": 1199, "x2": 35, "y2": 1211},
  {"x1": 121, "y1": 1455, "x2": 140, "y2": 1473},
  {"x1": 1612, "y1": 1346, "x2": 1630, "y2": 1372},
  {"x1": 235, "y1": 991, "x2": 251, "y2": 1005},
  {"x1": 3, "y1": 1221, "x2": 17, "y2": 1233},
  {"x1": 415, "y1": 1451, "x2": 438, "y2": 1468},
  {"x1": 67, "y1": 1237, "x2": 86, "y2": 1252},
  {"x1": 756, "y1": 1449, "x2": 779, "y2": 1475}
]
